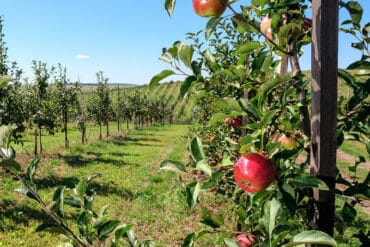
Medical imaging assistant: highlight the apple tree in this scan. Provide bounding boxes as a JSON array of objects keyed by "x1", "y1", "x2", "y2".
[
  {"x1": 53, "y1": 64, "x2": 80, "y2": 148},
  {"x1": 154, "y1": 0, "x2": 369, "y2": 246}
]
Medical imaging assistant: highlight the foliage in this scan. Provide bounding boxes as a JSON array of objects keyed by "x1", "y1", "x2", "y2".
[
  {"x1": 0, "y1": 125, "x2": 155, "y2": 247},
  {"x1": 155, "y1": 0, "x2": 369, "y2": 246}
]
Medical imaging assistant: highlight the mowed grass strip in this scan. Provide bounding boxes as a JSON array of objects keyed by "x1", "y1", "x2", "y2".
[{"x1": 1, "y1": 124, "x2": 219, "y2": 246}]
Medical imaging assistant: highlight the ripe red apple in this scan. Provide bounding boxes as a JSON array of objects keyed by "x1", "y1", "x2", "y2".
[
  {"x1": 230, "y1": 117, "x2": 242, "y2": 127},
  {"x1": 235, "y1": 234, "x2": 256, "y2": 247},
  {"x1": 260, "y1": 15, "x2": 272, "y2": 40},
  {"x1": 234, "y1": 153, "x2": 275, "y2": 193},
  {"x1": 277, "y1": 134, "x2": 298, "y2": 150},
  {"x1": 192, "y1": 0, "x2": 229, "y2": 18},
  {"x1": 224, "y1": 117, "x2": 242, "y2": 127}
]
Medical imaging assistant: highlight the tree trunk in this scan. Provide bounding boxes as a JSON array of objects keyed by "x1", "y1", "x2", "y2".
[
  {"x1": 106, "y1": 122, "x2": 110, "y2": 137},
  {"x1": 99, "y1": 122, "x2": 102, "y2": 140},
  {"x1": 39, "y1": 127, "x2": 43, "y2": 154},
  {"x1": 308, "y1": 0, "x2": 338, "y2": 244},
  {"x1": 81, "y1": 125, "x2": 86, "y2": 144},
  {"x1": 34, "y1": 128, "x2": 38, "y2": 156},
  {"x1": 64, "y1": 110, "x2": 69, "y2": 149}
]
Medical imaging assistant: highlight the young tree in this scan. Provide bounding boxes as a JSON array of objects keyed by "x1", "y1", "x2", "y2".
[
  {"x1": 53, "y1": 64, "x2": 79, "y2": 148},
  {"x1": 87, "y1": 71, "x2": 114, "y2": 139},
  {"x1": 31, "y1": 60, "x2": 55, "y2": 155},
  {"x1": 74, "y1": 82, "x2": 87, "y2": 144}
]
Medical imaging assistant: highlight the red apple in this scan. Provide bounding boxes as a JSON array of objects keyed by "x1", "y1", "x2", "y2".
[
  {"x1": 230, "y1": 117, "x2": 242, "y2": 127},
  {"x1": 260, "y1": 15, "x2": 272, "y2": 40},
  {"x1": 192, "y1": 0, "x2": 229, "y2": 18},
  {"x1": 235, "y1": 234, "x2": 256, "y2": 247},
  {"x1": 224, "y1": 117, "x2": 242, "y2": 127},
  {"x1": 277, "y1": 134, "x2": 298, "y2": 150},
  {"x1": 234, "y1": 153, "x2": 275, "y2": 193},
  {"x1": 224, "y1": 117, "x2": 232, "y2": 125}
]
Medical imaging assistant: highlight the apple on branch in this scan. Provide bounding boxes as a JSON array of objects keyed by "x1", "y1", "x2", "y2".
[
  {"x1": 272, "y1": 134, "x2": 298, "y2": 150},
  {"x1": 234, "y1": 153, "x2": 276, "y2": 193},
  {"x1": 235, "y1": 233, "x2": 256, "y2": 247},
  {"x1": 192, "y1": 0, "x2": 229, "y2": 18},
  {"x1": 260, "y1": 15, "x2": 273, "y2": 40}
]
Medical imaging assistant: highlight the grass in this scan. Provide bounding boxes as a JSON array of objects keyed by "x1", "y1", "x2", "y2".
[{"x1": 1, "y1": 124, "x2": 195, "y2": 246}]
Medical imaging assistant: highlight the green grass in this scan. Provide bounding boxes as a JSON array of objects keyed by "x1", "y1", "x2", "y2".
[
  {"x1": 1, "y1": 124, "x2": 205, "y2": 246},
  {"x1": 340, "y1": 140, "x2": 368, "y2": 159}
]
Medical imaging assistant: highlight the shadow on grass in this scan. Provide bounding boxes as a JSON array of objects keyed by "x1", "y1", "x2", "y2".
[
  {"x1": 35, "y1": 175, "x2": 80, "y2": 189},
  {"x1": 63, "y1": 152, "x2": 140, "y2": 168},
  {"x1": 0, "y1": 199, "x2": 49, "y2": 231},
  {"x1": 33, "y1": 175, "x2": 136, "y2": 201},
  {"x1": 90, "y1": 181, "x2": 135, "y2": 200}
]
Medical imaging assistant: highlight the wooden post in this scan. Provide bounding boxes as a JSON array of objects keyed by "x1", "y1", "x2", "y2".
[{"x1": 310, "y1": 0, "x2": 339, "y2": 242}]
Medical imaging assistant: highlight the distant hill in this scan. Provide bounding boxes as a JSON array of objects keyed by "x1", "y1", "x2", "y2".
[{"x1": 77, "y1": 83, "x2": 139, "y2": 87}]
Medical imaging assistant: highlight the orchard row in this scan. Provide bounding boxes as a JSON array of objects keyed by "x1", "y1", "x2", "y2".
[{"x1": 0, "y1": 17, "x2": 192, "y2": 155}]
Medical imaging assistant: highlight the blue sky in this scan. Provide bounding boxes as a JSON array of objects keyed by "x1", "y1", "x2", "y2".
[{"x1": 1, "y1": 1, "x2": 369, "y2": 85}]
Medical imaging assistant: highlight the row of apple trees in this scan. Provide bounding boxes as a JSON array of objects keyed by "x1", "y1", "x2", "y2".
[
  {"x1": 152, "y1": 0, "x2": 369, "y2": 246},
  {"x1": 0, "y1": 20, "x2": 175, "y2": 156}
]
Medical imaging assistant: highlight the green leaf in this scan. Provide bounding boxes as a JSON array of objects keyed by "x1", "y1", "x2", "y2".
[
  {"x1": 204, "y1": 49, "x2": 216, "y2": 63},
  {"x1": 114, "y1": 224, "x2": 134, "y2": 244},
  {"x1": 234, "y1": 41, "x2": 262, "y2": 55},
  {"x1": 186, "y1": 182, "x2": 202, "y2": 209},
  {"x1": 223, "y1": 238, "x2": 239, "y2": 247},
  {"x1": 181, "y1": 76, "x2": 196, "y2": 97},
  {"x1": 191, "y1": 136, "x2": 205, "y2": 162},
  {"x1": 64, "y1": 198, "x2": 81, "y2": 208},
  {"x1": 182, "y1": 232, "x2": 196, "y2": 247},
  {"x1": 293, "y1": 173, "x2": 329, "y2": 190},
  {"x1": 199, "y1": 209, "x2": 224, "y2": 228},
  {"x1": 123, "y1": 229, "x2": 137, "y2": 246},
  {"x1": 0, "y1": 159, "x2": 21, "y2": 174},
  {"x1": 264, "y1": 198, "x2": 281, "y2": 239},
  {"x1": 205, "y1": 17, "x2": 222, "y2": 40},
  {"x1": 35, "y1": 223, "x2": 67, "y2": 235},
  {"x1": 27, "y1": 157, "x2": 41, "y2": 184},
  {"x1": 285, "y1": 230, "x2": 337, "y2": 246},
  {"x1": 0, "y1": 125, "x2": 16, "y2": 151},
  {"x1": 164, "y1": 0, "x2": 176, "y2": 17},
  {"x1": 214, "y1": 98, "x2": 243, "y2": 112},
  {"x1": 77, "y1": 178, "x2": 88, "y2": 199},
  {"x1": 53, "y1": 186, "x2": 66, "y2": 218},
  {"x1": 149, "y1": 70, "x2": 175, "y2": 88},
  {"x1": 77, "y1": 212, "x2": 89, "y2": 236},
  {"x1": 196, "y1": 160, "x2": 212, "y2": 177},
  {"x1": 345, "y1": 1, "x2": 363, "y2": 25},
  {"x1": 98, "y1": 220, "x2": 120, "y2": 239},
  {"x1": 160, "y1": 159, "x2": 187, "y2": 173},
  {"x1": 266, "y1": 142, "x2": 281, "y2": 158},
  {"x1": 338, "y1": 69, "x2": 359, "y2": 90},
  {"x1": 178, "y1": 42, "x2": 194, "y2": 69},
  {"x1": 208, "y1": 112, "x2": 228, "y2": 126},
  {"x1": 93, "y1": 205, "x2": 109, "y2": 228},
  {"x1": 342, "y1": 201, "x2": 357, "y2": 222},
  {"x1": 363, "y1": 22, "x2": 370, "y2": 36},
  {"x1": 139, "y1": 240, "x2": 155, "y2": 247},
  {"x1": 0, "y1": 77, "x2": 13, "y2": 89},
  {"x1": 347, "y1": 60, "x2": 370, "y2": 70},
  {"x1": 261, "y1": 109, "x2": 279, "y2": 127}
]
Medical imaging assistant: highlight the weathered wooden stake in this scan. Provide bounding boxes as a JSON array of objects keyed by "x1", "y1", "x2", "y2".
[{"x1": 310, "y1": 0, "x2": 339, "y2": 244}]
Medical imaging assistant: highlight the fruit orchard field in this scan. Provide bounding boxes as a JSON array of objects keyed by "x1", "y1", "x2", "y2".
[
  {"x1": 1, "y1": 124, "x2": 213, "y2": 246},
  {"x1": 1, "y1": 76, "x2": 369, "y2": 246}
]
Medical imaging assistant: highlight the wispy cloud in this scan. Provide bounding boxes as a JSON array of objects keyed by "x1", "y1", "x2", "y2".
[{"x1": 75, "y1": 54, "x2": 90, "y2": 59}]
